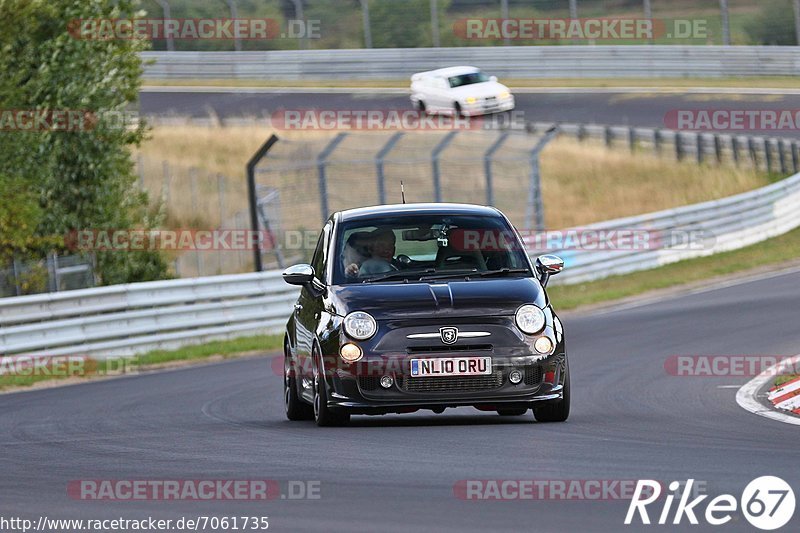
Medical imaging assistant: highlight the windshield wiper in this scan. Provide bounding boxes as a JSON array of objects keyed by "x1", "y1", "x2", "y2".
[
  {"x1": 473, "y1": 268, "x2": 531, "y2": 278},
  {"x1": 362, "y1": 267, "x2": 530, "y2": 283},
  {"x1": 361, "y1": 268, "x2": 435, "y2": 283},
  {"x1": 419, "y1": 268, "x2": 531, "y2": 282},
  {"x1": 418, "y1": 269, "x2": 479, "y2": 281}
]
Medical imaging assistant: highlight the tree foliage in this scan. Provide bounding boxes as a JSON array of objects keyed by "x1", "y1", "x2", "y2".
[
  {"x1": 370, "y1": 0, "x2": 431, "y2": 48},
  {"x1": 0, "y1": 0, "x2": 169, "y2": 284},
  {"x1": 744, "y1": 0, "x2": 797, "y2": 45}
]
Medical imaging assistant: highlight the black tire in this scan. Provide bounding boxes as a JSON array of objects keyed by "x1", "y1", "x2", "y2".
[
  {"x1": 313, "y1": 348, "x2": 350, "y2": 427},
  {"x1": 497, "y1": 407, "x2": 528, "y2": 416},
  {"x1": 532, "y1": 359, "x2": 570, "y2": 423},
  {"x1": 284, "y1": 345, "x2": 313, "y2": 421},
  {"x1": 417, "y1": 100, "x2": 427, "y2": 115},
  {"x1": 454, "y1": 102, "x2": 464, "y2": 118}
]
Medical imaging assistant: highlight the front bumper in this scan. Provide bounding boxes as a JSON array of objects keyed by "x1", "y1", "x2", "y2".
[
  {"x1": 323, "y1": 352, "x2": 566, "y2": 415},
  {"x1": 461, "y1": 96, "x2": 515, "y2": 116}
]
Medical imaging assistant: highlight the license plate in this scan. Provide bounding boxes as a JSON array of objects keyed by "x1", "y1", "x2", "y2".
[{"x1": 410, "y1": 357, "x2": 492, "y2": 377}]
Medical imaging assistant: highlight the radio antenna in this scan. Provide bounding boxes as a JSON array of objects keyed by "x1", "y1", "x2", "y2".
[{"x1": 401, "y1": 181, "x2": 406, "y2": 204}]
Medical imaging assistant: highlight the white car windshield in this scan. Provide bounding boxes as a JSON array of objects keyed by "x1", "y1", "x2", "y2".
[{"x1": 448, "y1": 72, "x2": 490, "y2": 88}]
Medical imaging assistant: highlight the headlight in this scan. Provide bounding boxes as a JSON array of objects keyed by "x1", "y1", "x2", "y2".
[
  {"x1": 515, "y1": 305, "x2": 546, "y2": 335},
  {"x1": 534, "y1": 336, "x2": 554, "y2": 355},
  {"x1": 340, "y1": 343, "x2": 363, "y2": 363},
  {"x1": 499, "y1": 91, "x2": 511, "y2": 99},
  {"x1": 465, "y1": 96, "x2": 477, "y2": 104},
  {"x1": 343, "y1": 311, "x2": 377, "y2": 340}
]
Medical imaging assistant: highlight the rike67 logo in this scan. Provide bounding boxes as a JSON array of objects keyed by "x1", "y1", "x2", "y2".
[{"x1": 626, "y1": 477, "x2": 795, "y2": 530}]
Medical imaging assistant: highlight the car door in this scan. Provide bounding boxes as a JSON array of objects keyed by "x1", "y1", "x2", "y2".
[
  {"x1": 296, "y1": 221, "x2": 332, "y2": 400},
  {"x1": 430, "y1": 76, "x2": 451, "y2": 113},
  {"x1": 420, "y1": 76, "x2": 442, "y2": 114}
]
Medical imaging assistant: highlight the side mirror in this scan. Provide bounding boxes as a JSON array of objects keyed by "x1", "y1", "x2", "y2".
[
  {"x1": 535, "y1": 255, "x2": 564, "y2": 287},
  {"x1": 489, "y1": 75, "x2": 498, "y2": 82},
  {"x1": 283, "y1": 264, "x2": 314, "y2": 286}
]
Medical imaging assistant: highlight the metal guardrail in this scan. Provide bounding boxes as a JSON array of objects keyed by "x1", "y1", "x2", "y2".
[
  {"x1": 3, "y1": 164, "x2": 800, "y2": 358},
  {"x1": 526, "y1": 122, "x2": 800, "y2": 175},
  {"x1": 0, "y1": 272, "x2": 299, "y2": 358},
  {"x1": 535, "y1": 122, "x2": 800, "y2": 174},
  {"x1": 141, "y1": 46, "x2": 800, "y2": 80}
]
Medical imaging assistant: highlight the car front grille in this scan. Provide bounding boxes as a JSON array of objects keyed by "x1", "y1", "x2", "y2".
[
  {"x1": 396, "y1": 371, "x2": 503, "y2": 393},
  {"x1": 524, "y1": 365, "x2": 543, "y2": 386},
  {"x1": 358, "y1": 376, "x2": 379, "y2": 391}
]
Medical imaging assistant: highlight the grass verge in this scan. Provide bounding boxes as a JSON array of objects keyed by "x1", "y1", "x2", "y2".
[
  {"x1": 135, "y1": 335, "x2": 282, "y2": 365},
  {"x1": 0, "y1": 335, "x2": 283, "y2": 392},
  {"x1": 775, "y1": 375, "x2": 799, "y2": 388}
]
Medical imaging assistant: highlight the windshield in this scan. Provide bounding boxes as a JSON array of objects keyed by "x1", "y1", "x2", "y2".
[
  {"x1": 448, "y1": 72, "x2": 490, "y2": 88},
  {"x1": 333, "y1": 214, "x2": 531, "y2": 285}
]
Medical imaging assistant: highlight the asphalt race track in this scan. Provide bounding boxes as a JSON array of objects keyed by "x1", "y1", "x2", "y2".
[
  {"x1": 2, "y1": 268, "x2": 798, "y2": 532},
  {"x1": 139, "y1": 89, "x2": 800, "y2": 138}
]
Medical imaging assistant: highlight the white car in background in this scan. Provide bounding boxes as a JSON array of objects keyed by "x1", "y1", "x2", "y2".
[{"x1": 410, "y1": 66, "x2": 515, "y2": 117}]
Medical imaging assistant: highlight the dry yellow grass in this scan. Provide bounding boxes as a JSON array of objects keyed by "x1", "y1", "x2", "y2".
[
  {"x1": 137, "y1": 124, "x2": 271, "y2": 178},
  {"x1": 541, "y1": 138, "x2": 769, "y2": 227},
  {"x1": 135, "y1": 125, "x2": 771, "y2": 231}
]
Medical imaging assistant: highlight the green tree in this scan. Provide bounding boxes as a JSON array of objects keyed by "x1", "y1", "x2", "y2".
[
  {"x1": 0, "y1": 0, "x2": 169, "y2": 284},
  {"x1": 370, "y1": 0, "x2": 431, "y2": 48},
  {"x1": 744, "y1": 0, "x2": 797, "y2": 45},
  {"x1": 0, "y1": 174, "x2": 48, "y2": 264}
]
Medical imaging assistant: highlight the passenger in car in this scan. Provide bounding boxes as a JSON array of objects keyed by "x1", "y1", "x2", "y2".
[{"x1": 343, "y1": 231, "x2": 371, "y2": 277}]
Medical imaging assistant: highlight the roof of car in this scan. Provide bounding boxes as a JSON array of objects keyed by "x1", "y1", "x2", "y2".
[
  {"x1": 337, "y1": 203, "x2": 502, "y2": 222},
  {"x1": 414, "y1": 66, "x2": 480, "y2": 78}
]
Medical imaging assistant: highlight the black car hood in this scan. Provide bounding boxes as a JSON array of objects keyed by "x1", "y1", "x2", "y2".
[{"x1": 328, "y1": 277, "x2": 546, "y2": 319}]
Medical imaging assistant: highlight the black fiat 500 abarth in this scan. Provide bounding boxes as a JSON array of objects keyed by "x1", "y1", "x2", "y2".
[{"x1": 281, "y1": 203, "x2": 568, "y2": 426}]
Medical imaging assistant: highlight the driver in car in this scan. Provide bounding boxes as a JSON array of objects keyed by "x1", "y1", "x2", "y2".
[{"x1": 349, "y1": 228, "x2": 403, "y2": 276}]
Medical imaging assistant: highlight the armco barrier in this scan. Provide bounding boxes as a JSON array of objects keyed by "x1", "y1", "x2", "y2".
[
  {"x1": 141, "y1": 46, "x2": 800, "y2": 81},
  {"x1": 0, "y1": 272, "x2": 299, "y2": 358},
  {"x1": 546, "y1": 122, "x2": 800, "y2": 174},
  {"x1": 3, "y1": 170, "x2": 800, "y2": 357}
]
